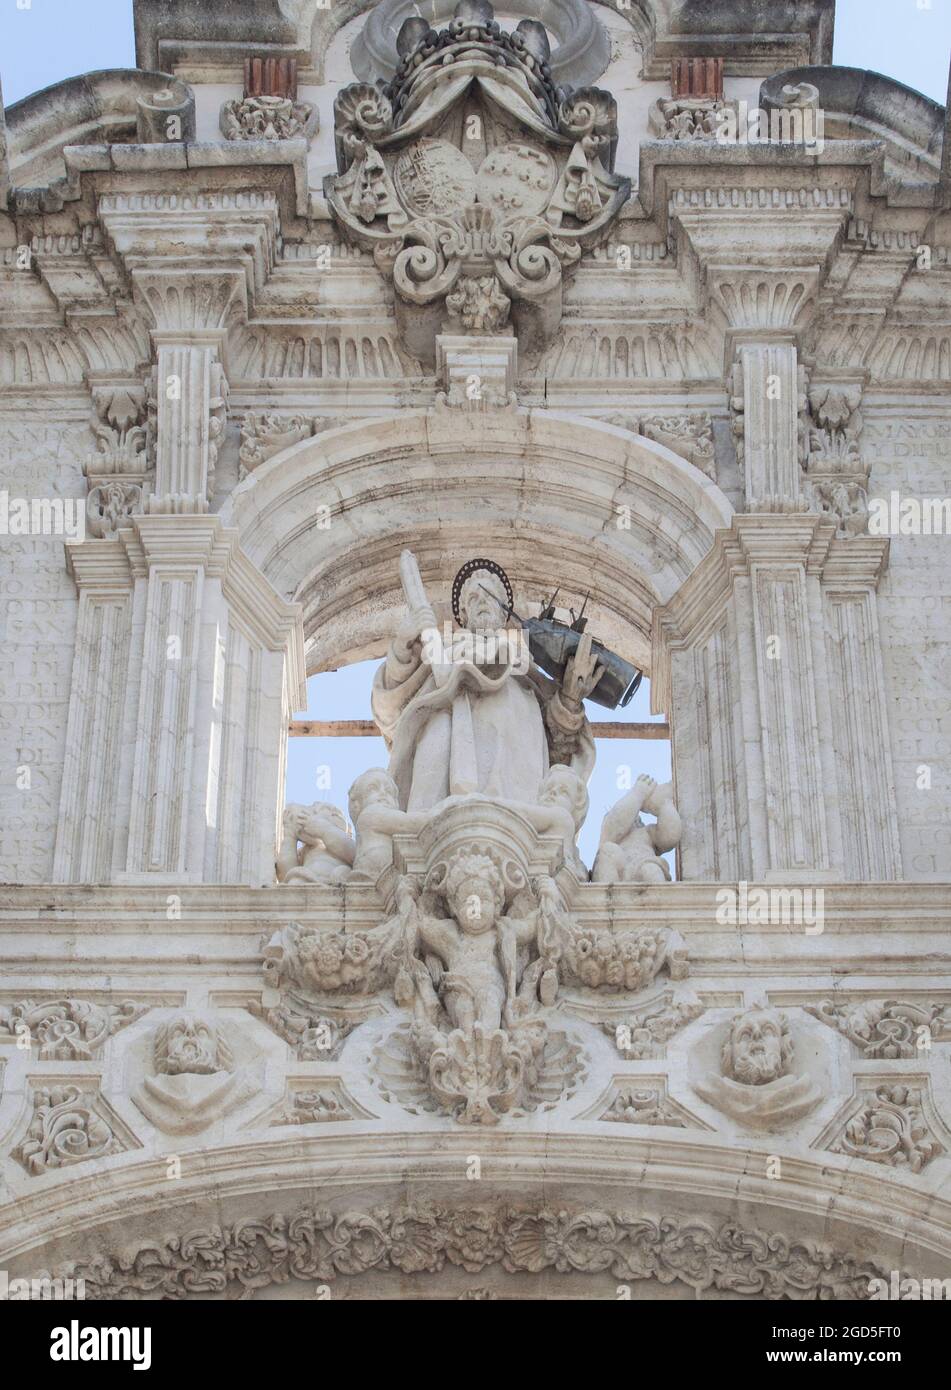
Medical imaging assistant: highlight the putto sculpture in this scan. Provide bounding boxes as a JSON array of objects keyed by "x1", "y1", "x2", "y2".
[
  {"x1": 393, "y1": 861, "x2": 564, "y2": 1123},
  {"x1": 277, "y1": 803, "x2": 354, "y2": 884},
  {"x1": 593, "y1": 775, "x2": 682, "y2": 884},
  {"x1": 325, "y1": 0, "x2": 630, "y2": 362}
]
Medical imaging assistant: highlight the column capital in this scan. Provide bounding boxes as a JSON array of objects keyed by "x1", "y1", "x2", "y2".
[{"x1": 130, "y1": 265, "x2": 246, "y2": 335}]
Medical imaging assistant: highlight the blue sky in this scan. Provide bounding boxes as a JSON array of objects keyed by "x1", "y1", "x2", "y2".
[
  {"x1": 1, "y1": 0, "x2": 944, "y2": 870},
  {"x1": 1, "y1": 0, "x2": 948, "y2": 105}
]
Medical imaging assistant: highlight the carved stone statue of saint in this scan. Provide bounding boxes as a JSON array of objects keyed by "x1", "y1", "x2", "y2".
[{"x1": 371, "y1": 554, "x2": 599, "y2": 811}]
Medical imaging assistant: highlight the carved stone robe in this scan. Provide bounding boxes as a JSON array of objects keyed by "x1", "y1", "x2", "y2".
[{"x1": 371, "y1": 632, "x2": 594, "y2": 811}]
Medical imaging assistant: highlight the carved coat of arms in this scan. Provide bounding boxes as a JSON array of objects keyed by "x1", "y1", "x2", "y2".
[{"x1": 325, "y1": 0, "x2": 630, "y2": 362}]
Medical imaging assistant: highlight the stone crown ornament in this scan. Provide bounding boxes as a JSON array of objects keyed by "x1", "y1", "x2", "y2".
[{"x1": 325, "y1": 0, "x2": 630, "y2": 363}]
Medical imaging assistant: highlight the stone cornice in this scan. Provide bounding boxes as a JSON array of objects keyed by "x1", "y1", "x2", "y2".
[
  {"x1": 4, "y1": 144, "x2": 951, "y2": 388},
  {"x1": 1, "y1": 879, "x2": 949, "y2": 933},
  {"x1": 8, "y1": 140, "x2": 310, "y2": 221},
  {"x1": 821, "y1": 535, "x2": 891, "y2": 589},
  {"x1": 65, "y1": 537, "x2": 134, "y2": 594}
]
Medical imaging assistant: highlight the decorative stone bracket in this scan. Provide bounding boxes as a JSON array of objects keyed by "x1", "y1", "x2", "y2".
[
  {"x1": 262, "y1": 797, "x2": 687, "y2": 1126},
  {"x1": 220, "y1": 56, "x2": 317, "y2": 143}
]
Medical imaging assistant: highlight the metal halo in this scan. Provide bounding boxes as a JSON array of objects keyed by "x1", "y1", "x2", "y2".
[{"x1": 451, "y1": 557, "x2": 513, "y2": 625}]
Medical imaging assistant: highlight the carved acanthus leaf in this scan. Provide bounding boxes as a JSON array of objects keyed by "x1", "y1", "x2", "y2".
[
  {"x1": 86, "y1": 387, "x2": 149, "y2": 479},
  {"x1": 603, "y1": 989, "x2": 706, "y2": 1058},
  {"x1": 830, "y1": 1085, "x2": 944, "y2": 1171},
  {"x1": 0, "y1": 997, "x2": 148, "y2": 1060},
  {"x1": 54, "y1": 1204, "x2": 902, "y2": 1301},
  {"x1": 806, "y1": 997, "x2": 951, "y2": 1059},
  {"x1": 238, "y1": 412, "x2": 316, "y2": 473},
  {"x1": 248, "y1": 998, "x2": 361, "y2": 1061},
  {"x1": 86, "y1": 481, "x2": 142, "y2": 537},
  {"x1": 14, "y1": 1086, "x2": 126, "y2": 1175},
  {"x1": 220, "y1": 95, "x2": 317, "y2": 143},
  {"x1": 600, "y1": 1086, "x2": 689, "y2": 1127}
]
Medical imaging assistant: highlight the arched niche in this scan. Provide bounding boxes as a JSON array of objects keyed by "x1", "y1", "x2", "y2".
[{"x1": 223, "y1": 408, "x2": 733, "y2": 683}]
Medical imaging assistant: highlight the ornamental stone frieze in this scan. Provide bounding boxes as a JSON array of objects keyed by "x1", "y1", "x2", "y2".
[
  {"x1": 43, "y1": 1203, "x2": 902, "y2": 1302},
  {"x1": 325, "y1": 0, "x2": 630, "y2": 363}
]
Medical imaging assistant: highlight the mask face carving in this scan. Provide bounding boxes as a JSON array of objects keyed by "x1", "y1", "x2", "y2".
[
  {"x1": 154, "y1": 1015, "x2": 229, "y2": 1076},
  {"x1": 724, "y1": 1007, "x2": 789, "y2": 1086},
  {"x1": 691, "y1": 1005, "x2": 823, "y2": 1133},
  {"x1": 134, "y1": 1013, "x2": 257, "y2": 1137}
]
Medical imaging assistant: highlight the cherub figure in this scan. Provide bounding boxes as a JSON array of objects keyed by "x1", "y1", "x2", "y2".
[
  {"x1": 348, "y1": 768, "x2": 429, "y2": 883},
  {"x1": 276, "y1": 802, "x2": 354, "y2": 885},
  {"x1": 503, "y1": 765, "x2": 590, "y2": 878},
  {"x1": 395, "y1": 855, "x2": 560, "y2": 1035},
  {"x1": 592, "y1": 775, "x2": 681, "y2": 884}
]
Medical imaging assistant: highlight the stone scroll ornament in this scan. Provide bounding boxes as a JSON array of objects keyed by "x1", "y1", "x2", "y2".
[{"x1": 324, "y1": 0, "x2": 630, "y2": 363}]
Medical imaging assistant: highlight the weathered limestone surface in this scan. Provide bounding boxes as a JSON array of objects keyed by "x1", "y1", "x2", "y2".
[{"x1": 1, "y1": 0, "x2": 951, "y2": 1302}]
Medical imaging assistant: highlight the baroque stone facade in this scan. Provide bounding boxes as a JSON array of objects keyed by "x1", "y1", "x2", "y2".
[{"x1": 1, "y1": 0, "x2": 951, "y2": 1304}]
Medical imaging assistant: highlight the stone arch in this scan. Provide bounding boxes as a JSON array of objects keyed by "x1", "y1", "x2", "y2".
[
  {"x1": 7, "y1": 1134, "x2": 948, "y2": 1298},
  {"x1": 224, "y1": 408, "x2": 733, "y2": 678}
]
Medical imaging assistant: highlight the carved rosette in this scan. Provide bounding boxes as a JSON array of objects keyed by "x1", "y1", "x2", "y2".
[{"x1": 325, "y1": 0, "x2": 629, "y2": 363}]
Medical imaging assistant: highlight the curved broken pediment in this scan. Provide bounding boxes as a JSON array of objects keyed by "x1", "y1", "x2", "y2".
[{"x1": 3, "y1": 70, "x2": 195, "y2": 190}]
